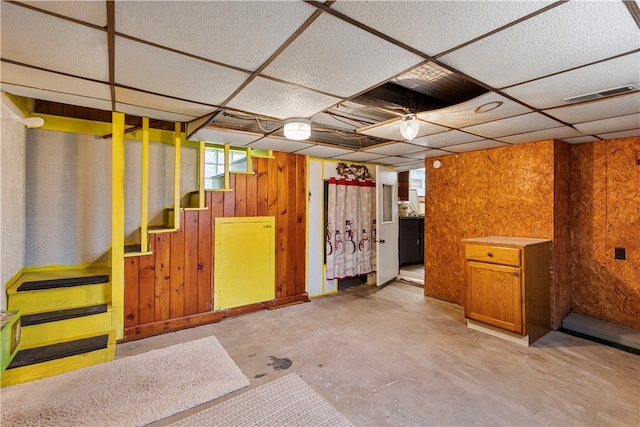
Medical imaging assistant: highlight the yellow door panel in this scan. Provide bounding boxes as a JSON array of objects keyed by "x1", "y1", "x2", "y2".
[{"x1": 214, "y1": 217, "x2": 275, "y2": 311}]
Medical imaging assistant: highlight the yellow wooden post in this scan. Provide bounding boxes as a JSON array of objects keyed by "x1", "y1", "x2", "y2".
[
  {"x1": 198, "y1": 140, "x2": 205, "y2": 208},
  {"x1": 140, "y1": 117, "x2": 149, "y2": 251},
  {"x1": 111, "y1": 111, "x2": 125, "y2": 340},
  {"x1": 247, "y1": 147, "x2": 253, "y2": 173},
  {"x1": 224, "y1": 144, "x2": 230, "y2": 190},
  {"x1": 173, "y1": 122, "x2": 181, "y2": 229}
]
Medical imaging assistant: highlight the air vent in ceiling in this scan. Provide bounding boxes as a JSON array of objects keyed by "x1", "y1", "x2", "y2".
[{"x1": 562, "y1": 84, "x2": 639, "y2": 103}]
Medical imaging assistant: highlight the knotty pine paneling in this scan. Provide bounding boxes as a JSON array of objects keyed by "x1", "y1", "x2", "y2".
[
  {"x1": 570, "y1": 137, "x2": 639, "y2": 329},
  {"x1": 123, "y1": 151, "x2": 307, "y2": 340},
  {"x1": 424, "y1": 140, "x2": 569, "y2": 328}
]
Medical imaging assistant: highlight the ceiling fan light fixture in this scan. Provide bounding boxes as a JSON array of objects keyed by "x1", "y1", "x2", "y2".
[
  {"x1": 284, "y1": 118, "x2": 311, "y2": 140},
  {"x1": 400, "y1": 115, "x2": 419, "y2": 141}
]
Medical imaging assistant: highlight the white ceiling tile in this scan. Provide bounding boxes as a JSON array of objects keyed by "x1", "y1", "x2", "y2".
[
  {"x1": 395, "y1": 161, "x2": 427, "y2": 172},
  {"x1": 115, "y1": 103, "x2": 195, "y2": 123},
  {"x1": 543, "y1": 92, "x2": 640, "y2": 124},
  {"x1": 358, "y1": 118, "x2": 448, "y2": 141},
  {"x1": 462, "y1": 113, "x2": 562, "y2": 138},
  {"x1": 115, "y1": 2, "x2": 315, "y2": 71},
  {"x1": 497, "y1": 125, "x2": 583, "y2": 144},
  {"x1": 1, "y1": 83, "x2": 112, "y2": 111},
  {"x1": 412, "y1": 130, "x2": 483, "y2": 149},
  {"x1": 574, "y1": 113, "x2": 640, "y2": 135},
  {"x1": 562, "y1": 136, "x2": 600, "y2": 144},
  {"x1": 401, "y1": 150, "x2": 441, "y2": 160},
  {"x1": 418, "y1": 92, "x2": 532, "y2": 128},
  {"x1": 115, "y1": 37, "x2": 249, "y2": 106},
  {"x1": 422, "y1": 150, "x2": 452, "y2": 159},
  {"x1": 332, "y1": 1, "x2": 556, "y2": 56},
  {"x1": 446, "y1": 140, "x2": 509, "y2": 153},
  {"x1": 249, "y1": 137, "x2": 314, "y2": 153},
  {"x1": 296, "y1": 145, "x2": 359, "y2": 158},
  {"x1": 115, "y1": 88, "x2": 217, "y2": 118},
  {"x1": 226, "y1": 77, "x2": 341, "y2": 120},
  {"x1": 1, "y1": 62, "x2": 111, "y2": 100},
  {"x1": 16, "y1": 1, "x2": 107, "y2": 26},
  {"x1": 371, "y1": 156, "x2": 418, "y2": 166},
  {"x1": 597, "y1": 129, "x2": 640, "y2": 140},
  {"x1": 190, "y1": 127, "x2": 262, "y2": 146},
  {"x1": 331, "y1": 152, "x2": 387, "y2": 162},
  {"x1": 1, "y1": 2, "x2": 108, "y2": 81},
  {"x1": 440, "y1": 1, "x2": 640, "y2": 88},
  {"x1": 364, "y1": 142, "x2": 427, "y2": 156},
  {"x1": 504, "y1": 53, "x2": 640, "y2": 109},
  {"x1": 262, "y1": 13, "x2": 423, "y2": 97}
]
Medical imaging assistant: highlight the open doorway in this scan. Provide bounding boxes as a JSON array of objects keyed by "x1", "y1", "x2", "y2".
[{"x1": 397, "y1": 168, "x2": 425, "y2": 286}]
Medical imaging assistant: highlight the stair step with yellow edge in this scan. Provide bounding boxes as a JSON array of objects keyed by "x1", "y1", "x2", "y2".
[
  {"x1": 1, "y1": 332, "x2": 115, "y2": 387},
  {"x1": 7, "y1": 269, "x2": 111, "y2": 315},
  {"x1": 2, "y1": 268, "x2": 116, "y2": 386},
  {"x1": 20, "y1": 305, "x2": 113, "y2": 349}
]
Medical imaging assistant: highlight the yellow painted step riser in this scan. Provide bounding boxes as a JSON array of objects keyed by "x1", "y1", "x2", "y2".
[
  {"x1": 7, "y1": 283, "x2": 111, "y2": 315},
  {"x1": 19, "y1": 311, "x2": 114, "y2": 349},
  {"x1": 1, "y1": 342, "x2": 116, "y2": 387}
]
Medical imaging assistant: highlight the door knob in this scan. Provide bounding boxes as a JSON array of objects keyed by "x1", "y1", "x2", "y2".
[{"x1": 377, "y1": 239, "x2": 385, "y2": 244}]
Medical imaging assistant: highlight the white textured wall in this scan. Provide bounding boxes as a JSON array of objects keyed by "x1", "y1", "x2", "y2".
[
  {"x1": 26, "y1": 130, "x2": 112, "y2": 266},
  {"x1": 124, "y1": 139, "x2": 197, "y2": 239},
  {"x1": 0, "y1": 120, "x2": 27, "y2": 310},
  {"x1": 26, "y1": 130, "x2": 199, "y2": 266}
]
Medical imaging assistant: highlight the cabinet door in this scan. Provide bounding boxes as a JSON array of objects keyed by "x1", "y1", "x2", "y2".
[{"x1": 466, "y1": 261, "x2": 522, "y2": 334}]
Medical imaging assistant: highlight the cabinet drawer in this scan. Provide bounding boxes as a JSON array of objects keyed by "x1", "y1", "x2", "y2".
[{"x1": 465, "y1": 244, "x2": 520, "y2": 266}]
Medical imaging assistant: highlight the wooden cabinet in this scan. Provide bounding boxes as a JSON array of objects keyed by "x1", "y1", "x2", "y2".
[
  {"x1": 399, "y1": 217, "x2": 424, "y2": 266},
  {"x1": 463, "y1": 236, "x2": 551, "y2": 346}
]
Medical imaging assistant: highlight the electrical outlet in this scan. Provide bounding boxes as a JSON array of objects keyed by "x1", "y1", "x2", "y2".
[{"x1": 614, "y1": 247, "x2": 626, "y2": 260}]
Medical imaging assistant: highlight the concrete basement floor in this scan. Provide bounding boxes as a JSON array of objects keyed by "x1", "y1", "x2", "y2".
[{"x1": 116, "y1": 281, "x2": 640, "y2": 426}]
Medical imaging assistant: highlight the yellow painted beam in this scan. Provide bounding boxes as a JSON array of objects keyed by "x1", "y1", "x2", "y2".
[
  {"x1": 1, "y1": 93, "x2": 32, "y2": 116},
  {"x1": 173, "y1": 122, "x2": 181, "y2": 229},
  {"x1": 111, "y1": 111, "x2": 125, "y2": 340},
  {"x1": 198, "y1": 140, "x2": 205, "y2": 208},
  {"x1": 224, "y1": 144, "x2": 230, "y2": 190},
  {"x1": 247, "y1": 147, "x2": 253, "y2": 173},
  {"x1": 141, "y1": 117, "x2": 149, "y2": 252}
]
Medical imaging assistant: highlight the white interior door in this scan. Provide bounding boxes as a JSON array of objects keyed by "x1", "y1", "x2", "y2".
[{"x1": 375, "y1": 166, "x2": 399, "y2": 286}]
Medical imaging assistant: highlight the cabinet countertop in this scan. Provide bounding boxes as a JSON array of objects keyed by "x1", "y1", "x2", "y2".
[{"x1": 462, "y1": 236, "x2": 551, "y2": 247}]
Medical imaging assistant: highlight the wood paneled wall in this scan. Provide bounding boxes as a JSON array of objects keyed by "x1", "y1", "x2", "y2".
[
  {"x1": 123, "y1": 152, "x2": 307, "y2": 340},
  {"x1": 424, "y1": 140, "x2": 571, "y2": 329},
  {"x1": 570, "y1": 137, "x2": 639, "y2": 329}
]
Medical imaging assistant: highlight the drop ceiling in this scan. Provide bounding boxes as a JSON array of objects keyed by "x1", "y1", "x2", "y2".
[{"x1": 1, "y1": 0, "x2": 639, "y2": 171}]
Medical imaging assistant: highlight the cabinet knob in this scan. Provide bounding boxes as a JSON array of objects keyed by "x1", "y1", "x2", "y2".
[
  {"x1": 487, "y1": 252, "x2": 493, "y2": 257},
  {"x1": 513, "y1": 272, "x2": 519, "y2": 277}
]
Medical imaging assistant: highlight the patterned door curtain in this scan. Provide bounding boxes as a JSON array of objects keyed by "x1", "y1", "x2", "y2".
[{"x1": 326, "y1": 177, "x2": 376, "y2": 280}]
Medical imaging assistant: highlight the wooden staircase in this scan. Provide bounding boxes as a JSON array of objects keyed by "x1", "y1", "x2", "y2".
[{"x1": 2, "y1": 269, "x2": 115, "y2": 387}]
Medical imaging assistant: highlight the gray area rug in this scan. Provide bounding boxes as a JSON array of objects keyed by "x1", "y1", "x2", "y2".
[
  {"x1": 168, "y1": 373, "x2": 354, "y2": 427},
  {"x1": 0, "y1": 336, "x2": 249, "y2": 427}
]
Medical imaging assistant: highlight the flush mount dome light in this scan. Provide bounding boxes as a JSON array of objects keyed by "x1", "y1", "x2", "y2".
[
  {"x1": 399, "y1": 114, "x2": 419, "y2": 141},
  {"x1": 284, "y1": 118, "x2": 311, "y2": 140}
]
